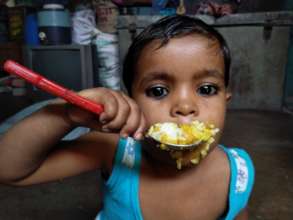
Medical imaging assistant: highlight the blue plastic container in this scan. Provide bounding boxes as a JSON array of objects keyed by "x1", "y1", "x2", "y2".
[
  {"x1": 24, "y1": 14, "x2": 39, "y2": 45},
  {"x1": 37, "y1": 4, "x2": 71, "y2": 45}
]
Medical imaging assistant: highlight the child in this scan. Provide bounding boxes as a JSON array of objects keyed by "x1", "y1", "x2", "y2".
[{"x1": 0, "y1": 15, "x2": 254, "y2": 220}]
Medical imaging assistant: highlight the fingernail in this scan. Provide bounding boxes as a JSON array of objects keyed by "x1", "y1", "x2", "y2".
[
  {"x1": 134, "y1": 133, "x2": 142, "y2": 140},
  {"x1": 99, "y1": 114, "x2": 107, "y2": 124},
  {"x1": 100, "y1": 119, "x2": 107, "y2": 124},
  {"x1": 99, "y1": 117, "x2": 107, "y2": 124}
]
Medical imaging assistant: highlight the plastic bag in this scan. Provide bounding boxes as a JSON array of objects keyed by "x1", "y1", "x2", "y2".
[
  {"x1": 72, "y1": 8, "x2": 98, "y2": 44},
  {"x1": 94, "y1": 30, "x2": 121, "y2": 90}
]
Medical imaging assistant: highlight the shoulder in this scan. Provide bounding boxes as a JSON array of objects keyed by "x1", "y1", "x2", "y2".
[
  {"x1": 220, "y1": 146, "x2": 255, "y2": 192},
  {"x1": 218, "y1": 146, "x2": 255, "y2": 220},
  {"x1": 110, "y1": 137, "x2": 142, "y2": 171}
]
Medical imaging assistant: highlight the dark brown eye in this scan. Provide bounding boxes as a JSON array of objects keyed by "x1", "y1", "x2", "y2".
[
  {"x1": 146, "y1": 86, "x2": 169, "y2": 99},
  {"x1": 197, "y1": 84, "x2": 219, "y2": 96}
]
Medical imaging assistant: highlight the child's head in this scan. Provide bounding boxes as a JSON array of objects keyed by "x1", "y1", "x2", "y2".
[
  {"x1": 123, "y1": 15, "x2": 231, "y2": 95},
  {"x1": 123, "y1": 15, "x2": 232, "y2": 164}
]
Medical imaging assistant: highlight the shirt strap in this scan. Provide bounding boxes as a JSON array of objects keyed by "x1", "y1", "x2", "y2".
[{"x1": 220, "y1": 146, "x2": 255, "y2": 220}]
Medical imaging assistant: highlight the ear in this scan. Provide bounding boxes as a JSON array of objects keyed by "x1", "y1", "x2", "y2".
[{"x1": 225, "y1": 92, "x2": 232, "y2": 102}]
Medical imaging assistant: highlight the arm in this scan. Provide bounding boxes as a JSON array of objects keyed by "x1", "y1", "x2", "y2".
[
  {"x1": 0, "y1": 88, "x2": 146, "y2": 185},
  {"x1": 0, "y1": 102, "x2": 74, "y2": 183},
  {"x1": 7, "y1": 131, "x2": 119, "y2": 186}
]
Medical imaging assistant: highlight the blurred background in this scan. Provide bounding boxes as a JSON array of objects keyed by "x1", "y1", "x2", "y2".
[{"x1": 0, "y1": 0, "x2": 292, "y2": 219}]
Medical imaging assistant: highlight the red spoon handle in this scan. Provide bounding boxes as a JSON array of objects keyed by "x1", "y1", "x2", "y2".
[{"x1": 3, "y1": 60, "x2": 104, "y2": 115}]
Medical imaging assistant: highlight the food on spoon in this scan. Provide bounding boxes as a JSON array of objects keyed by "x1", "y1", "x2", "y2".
[
  {"x1": 147, "y1": 121, "x2": 218, "y2": 149},
  {"x1": 147, "y1": 121, "x2": 219, "y2": 169}
]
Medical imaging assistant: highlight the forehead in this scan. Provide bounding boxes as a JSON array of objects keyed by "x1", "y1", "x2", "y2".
[{"x1": 134, "y1": 35, "x2": 225, "y2": 82}]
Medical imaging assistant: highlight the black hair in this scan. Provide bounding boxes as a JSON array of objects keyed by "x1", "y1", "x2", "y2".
[{"x1": 123, "y1": 15, "x2": 231, "y2": 95}]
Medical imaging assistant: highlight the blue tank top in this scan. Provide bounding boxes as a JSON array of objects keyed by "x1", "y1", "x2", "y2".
[{"x1": 96, "y1": 137, "x2": 255, "y2": 220}]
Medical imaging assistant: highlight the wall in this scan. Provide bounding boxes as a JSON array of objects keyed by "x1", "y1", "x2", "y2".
[
  {"x1": 237, "y1": 0, "x2": 286, "y2": 12},
  {"x1": 218, "y1": 25, "x2": 289, "y2": 110},
  {"x1": 117, "y1": 12, "x2": 293, "y2": 110},
  {"x1": 282, "y1": 0, "x2": 293, "y2": 110},
  {"x1": 183, "y1": 0, "x2": 287, "y2": 13}
]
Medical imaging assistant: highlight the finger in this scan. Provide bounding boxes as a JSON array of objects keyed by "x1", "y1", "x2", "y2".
[
  {"x1": 118, "y1": 93, "x2": 142, "y2": 137},
  {"x1": 101, "y1": 91, "x2": 131, "y2": 133},
  {"x1": 133, "y1": 112, "x2": 147, "y2": 140},
  {"x1": 80, "y1": 88, "x2": 119, "y2": 124}
]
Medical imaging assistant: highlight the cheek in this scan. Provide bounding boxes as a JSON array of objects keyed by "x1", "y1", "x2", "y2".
[
  {"x1": 201, "y1": 102, "x2": 226, "y2": 146},
  {"x1": 140, "y1": 104, "x2": 153, "y2": 124},
  {"x1": 199, "y1": 98, "x2": 227, "y2": 129},
  {"x1": 135, "y1": 98, "x2": 168, "y2": 126},
  {"x1": 142, "y1": 105, "x2": 167, "y2": 127},
  {"x1": 134, "y1": 97, "x2": 152, "y2": 124}
]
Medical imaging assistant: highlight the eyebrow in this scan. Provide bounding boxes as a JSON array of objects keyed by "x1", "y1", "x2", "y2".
[
  {"x1": 139, "y1": 69, "x2": 224, "y2": 86},
  {"x1": 193, "y1": 69, "x2": 224, "y2": 81},
  {"x1": 138, "y1": 72, "x2": 172, "y2": 87}
]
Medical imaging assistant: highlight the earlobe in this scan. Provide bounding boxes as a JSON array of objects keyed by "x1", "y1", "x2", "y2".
[{"x1": 226, "y1": 92, "x2": 232, "y2": 102}]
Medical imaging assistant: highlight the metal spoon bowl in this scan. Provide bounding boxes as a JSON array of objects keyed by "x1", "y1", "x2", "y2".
[{"x1": 145, "y1": 135, "x2": 203, "y2": 151}]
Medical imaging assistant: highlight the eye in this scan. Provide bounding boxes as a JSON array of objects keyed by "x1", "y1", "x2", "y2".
[
  {"x1": 146, "y1": 86, "x2": 169, "y2": 99},
  {"x1": 197, "y1": 84, "x2": 219, "y2": 96}
]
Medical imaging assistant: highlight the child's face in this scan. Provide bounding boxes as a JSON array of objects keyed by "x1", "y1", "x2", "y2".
[{"x1": 132, "y1": 35, "x2": 231, "y2": 146}]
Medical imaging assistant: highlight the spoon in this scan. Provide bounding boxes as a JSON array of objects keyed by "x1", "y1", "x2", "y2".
[
  {"x1": 3, "y1": 60, "x2": 202, "y2": 150},
  {"x1": 145, "y1": 121, "x2": 219, "y2": 151}
]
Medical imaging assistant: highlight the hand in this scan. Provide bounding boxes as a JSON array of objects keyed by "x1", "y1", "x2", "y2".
[{"x1": 66, "y1": 87, "x2": 147, "y2": 140}]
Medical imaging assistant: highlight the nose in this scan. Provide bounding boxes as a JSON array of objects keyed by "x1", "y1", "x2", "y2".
[{"x1": 171, "y1": 99, "x2": 199, "y2": 118}]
